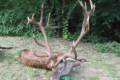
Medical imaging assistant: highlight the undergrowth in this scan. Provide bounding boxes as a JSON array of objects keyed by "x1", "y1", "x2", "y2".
[{"x1": 95, "y1": 41, "x2": 120, "y2": 56}]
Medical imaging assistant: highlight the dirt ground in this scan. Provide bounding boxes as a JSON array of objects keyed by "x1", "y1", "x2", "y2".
[{"x1": 0, "y1": 36, "x2": 120, "y2": 80}]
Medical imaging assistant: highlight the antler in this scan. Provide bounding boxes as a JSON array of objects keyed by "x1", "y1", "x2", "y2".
[
  {"x1": 70, "y1": 0, "x2": 95, "y2": 57},
  {"x1": 54, "y1": 0, "x2": 95, "y2": 67},
  {"x1": 27, "y1": 3, "x2": 53, "y2": 60}
]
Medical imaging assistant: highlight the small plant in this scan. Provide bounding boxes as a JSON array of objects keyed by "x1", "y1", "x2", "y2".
[
  {"x1": 62, "y1": 19, "x2": 71, "y2": 40},
  {"x1": 62, "y1": 18, "x2": 78, "y2": 40}
]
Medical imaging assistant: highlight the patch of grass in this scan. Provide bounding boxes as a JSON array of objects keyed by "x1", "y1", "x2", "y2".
[
  {"x1": 91, "y1": 60, "x2": 118, "y2": 78},
  {"x1": 106, "y1": 66, "x2": 117, "y2": 77},
  {"x1": 88, "y1": 76, "x2": 100, "y2": 80},
  {"x1": 100, "y1": 63, "x2": 118, "y2": 77},
  {"x1": 14, "y1": 49, "x2": 22, "y2": 57},
  {"x1": 95, "y1": 42, "x2": 120, "y2": 56},
  {"x1": 2, "y1": 49, "x2": 22, "y2": 64}
]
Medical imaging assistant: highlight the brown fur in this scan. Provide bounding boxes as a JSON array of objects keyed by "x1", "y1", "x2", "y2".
[{"x1": 20, "y1": 49, "x2": 63, "y2": 70}]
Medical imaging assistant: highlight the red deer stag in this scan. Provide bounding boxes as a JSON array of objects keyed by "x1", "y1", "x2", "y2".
[{"x1": 20, "y1": 0, "x2": 95, "y2": 77}]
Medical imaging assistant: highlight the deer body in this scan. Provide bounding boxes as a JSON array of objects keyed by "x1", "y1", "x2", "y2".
[{"x1": 20, "y1": 49, "x2": 64, "y2": 70}]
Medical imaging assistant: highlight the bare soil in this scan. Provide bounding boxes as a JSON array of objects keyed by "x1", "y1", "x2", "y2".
[{"x1": 0, "y1": 36, "x2": 120, "y2": 80}]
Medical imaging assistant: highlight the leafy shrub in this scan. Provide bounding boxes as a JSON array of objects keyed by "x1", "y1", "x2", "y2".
[
  {"x1": 0, "y1": 0, "x2": 120, "y2": 43},
  {"x1": 84, "y1": 33, "x2": 109, "y2": 43},
  {"x1": 62, "y1": 18, "x2": 70, "y2": 40},
  {"x1": 0, "y1": 0, "x2": 43, "y2": 36}
]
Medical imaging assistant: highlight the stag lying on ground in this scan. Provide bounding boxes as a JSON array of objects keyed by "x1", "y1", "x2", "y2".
[{"x1": 20, "y1": 0, "x2": 95, "y2": 79}]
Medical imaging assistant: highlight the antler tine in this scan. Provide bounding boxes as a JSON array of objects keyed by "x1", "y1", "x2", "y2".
[
  {"x1": 89, "y1": 0, "x2": 93, "y2": 9},
  {"x1": 84, "y1": 2, "x2": 87, "y2": 12},
  {"x1": 78, "y1": 0, "x2": 95, "y2": 15},
  {"x1": 71, "y1": 41, "x2": 77, "y2": 59},
  {"x1": 27, "y1": 13, "x2": 38, "y2": 25},
  {"x1": 39, "y1": 3, "x2": 44, "y2": 25},
  {"x1": 38, "y1": 3, "x2": 53, "y2": 60},
  {"x1": 33, "y1": 34, "x2": 46, "y2": 47},
  {"x1": 78, "y1": 0, "x2": 87, "y2": 13},
  {"x1": 89, "y1": 0, "x2": 95, "y2": 15}
]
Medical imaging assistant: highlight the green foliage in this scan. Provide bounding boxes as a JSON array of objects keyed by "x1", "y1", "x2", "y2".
[
  {"x1": 62, "y1": 18, "x2": 79, "y2": 41},
  {"x1": 0, "y1": 0, "x2": 40, "y2": 36},
  {"x1": 95, "y1": 42, "x2": 120, "y2": 56},
  {"x1": 84, "y1": 34, "x2": 108, "y2": 43},
  {"x1": 62, "y1": 19, "x2": 70, "y2": 40},
  {"x1": 0, "y1": 0, "x2": 120, "y2": 43},
  {"x1": 93, "y1": 0, "x2": 120, "y2": 41}
]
